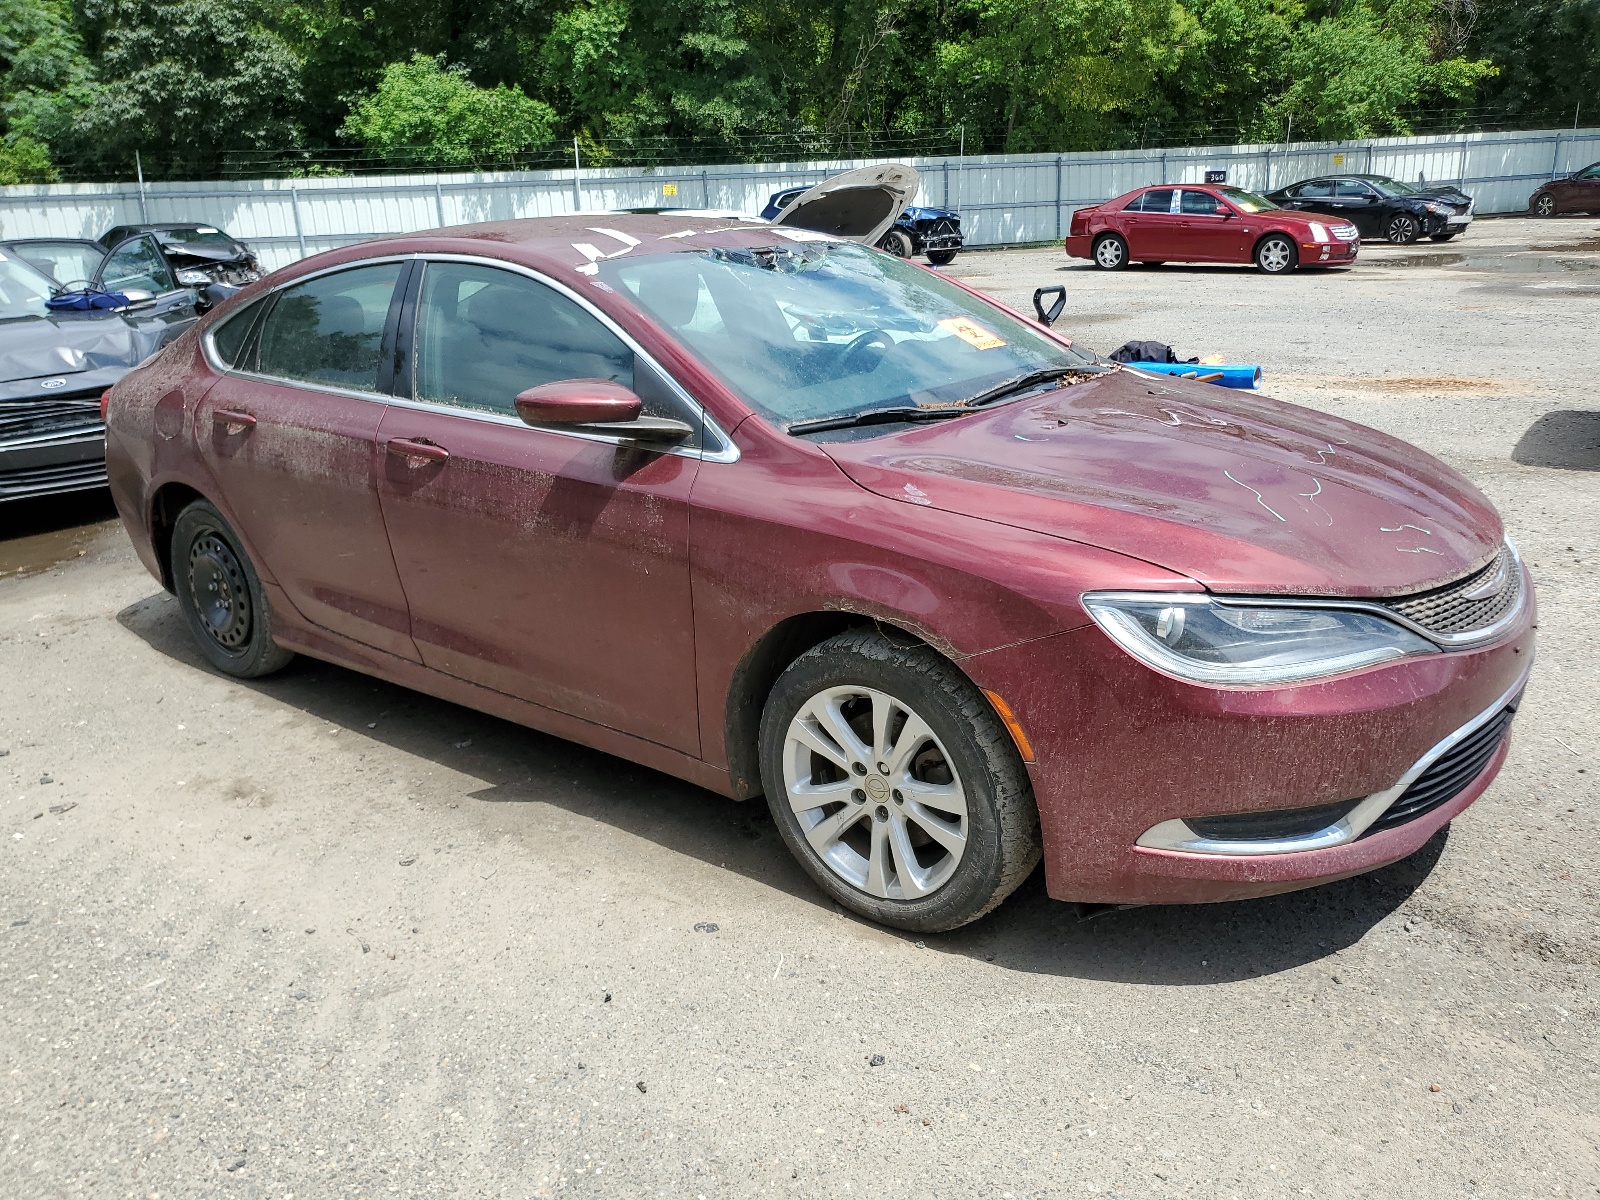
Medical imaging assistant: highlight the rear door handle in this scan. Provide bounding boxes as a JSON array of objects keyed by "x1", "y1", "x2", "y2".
[
  {"x1": 213, "y1": 408, "x2": 256, "y2": 434},
  {"x1": 386, "y1": 436, "x2": 449, "y2": 465}
]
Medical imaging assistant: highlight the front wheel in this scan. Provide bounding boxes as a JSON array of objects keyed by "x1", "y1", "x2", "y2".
[
  {"x1": 1532, "y1": 193, "x2": 1557, "y2": 217},
  {"x1": 879, "y1": 230, "x2": 914, "y2": 258},
  {"x1": 926, "y1": 249, "x2": 958, "y2": 266},
  {"x1": 759, "y1": 630, "x2": 1041, "y2": 932},
  {"x1": 172, "y1": 500, "x2": 295, "y2": 678},
  {"x1": 1092, "y1": 233, "x2": 1129, "y2": 270},
  {"x1": 1255, "y1": 234, "x2": 1297, "y2": 274},
  {"x1": 1385, "y1": 213, "x2": 1421, "y2": 244}
]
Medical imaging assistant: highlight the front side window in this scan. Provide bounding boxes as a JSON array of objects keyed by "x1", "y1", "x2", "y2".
[
  {"x1": 1179, "y1": 190, "x2": 1223, "y2": 215},
  {"x1": 603, "y1": 241, "x2": 1095, "y2": 428},
  {"x1": 412, "y1": 263, "x2": 634, "y2": 416},
  {"x1": 1575, "y1": 163, "x2": 1600, "y2": 180},
  {"x1": 99, "y1": 236, "x2": 176, "y2": 295},
  {"x1": 256, "y1": 262, "x2": 402, "y2": 392}
]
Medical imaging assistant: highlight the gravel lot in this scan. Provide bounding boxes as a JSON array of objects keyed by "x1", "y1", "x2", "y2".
[{"x1": 2, "y1": 216, "x2": 1597, "y2": 1199}]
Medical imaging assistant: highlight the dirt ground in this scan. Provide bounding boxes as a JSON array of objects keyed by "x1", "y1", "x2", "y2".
[{"x1": 2, "y1": 216, "x2": 1597, "y2": 1199}]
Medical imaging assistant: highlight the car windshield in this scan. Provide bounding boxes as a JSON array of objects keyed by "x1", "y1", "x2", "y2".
[
  {"x1": 0, "y1": 252, "x2": 57, "y2": 319},
  {"x1": 1365, "y1": 176, "x2": 1418, "y2": 196},
  {"x1": 602, "y1": 241, "x2": 1094, "y2": 428},
  {"x1": 1216, "y1": 186, "x2": 1279, "y2": 213},
  {"x1": 11, "y1": 241, "x2": 105, "y2": 288},
  {"x1": 155, "y1": 227, "x2": 239, "y2": 250}
]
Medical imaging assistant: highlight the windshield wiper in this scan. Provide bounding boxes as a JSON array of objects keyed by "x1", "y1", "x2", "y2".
[
  {"x1": 960, "y1": 366, "x2": 1087, "y2": 409},
  {"x1": 787, "y1": 406, "x2": 973, "y2": 436}
]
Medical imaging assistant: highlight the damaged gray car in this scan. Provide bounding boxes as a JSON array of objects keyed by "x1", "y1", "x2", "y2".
[{"x1": 0, "y1": 246, "x2": 198, "y2": 502}]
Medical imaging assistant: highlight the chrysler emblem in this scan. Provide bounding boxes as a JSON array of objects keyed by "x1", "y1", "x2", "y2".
[
  {"x1": 40, "y1": 377, "x2": 67, "y2": 389},
  {"x1": 1462, "y1": 559, "x2": 1508, "y2": 601}
]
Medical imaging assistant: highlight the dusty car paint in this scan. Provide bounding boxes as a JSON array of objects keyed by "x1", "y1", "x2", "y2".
[{"x1": 103, "y1": 213, "x2": 1533, "y2": 908}]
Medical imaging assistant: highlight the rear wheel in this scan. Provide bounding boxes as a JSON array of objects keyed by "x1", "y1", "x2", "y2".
[
  {"x1": 1385, "y1": 212, "x2": 1421, "y2": 244},
  {"x1": 880, "y1": 230, "x2": 914, "y2": 258},
  {"x1": 926, "y1": 249, "x2": 958, "y2": 266},
  {"x1": 1254, "y1": 234, "x2": 1297, "y2": 274},
  {"x1": 1533, "y1": 193, "x2": 1557, "y2": 217},
  {"x1": 1092, "y1": 233, "x2": 1129, "y2": 270},
  {"x1": 172, "y1": 500, "x2": 294, "y2": 678},
  {"x1": 759, "y1": 630, "x2": 1041, "y2": 932}
]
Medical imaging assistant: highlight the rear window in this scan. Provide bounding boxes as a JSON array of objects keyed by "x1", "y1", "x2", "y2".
[{"x1": 1125, "y1": 190, "x2": 1175, "y2": 213}]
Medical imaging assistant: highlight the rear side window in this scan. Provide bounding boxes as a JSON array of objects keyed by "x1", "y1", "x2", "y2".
[
  {"x1": 210, "y1": 301, "x2": 258, "y2": 368},
  {"x1": 1296, "y1": 180, "x2": 1335, "y2": 198},
  {"x1": 256, "y1": 263, "x2": 402, "y2": 392},
  {"x1": 412, "y1": 262, "x2": 633, "y2": 416},
  {"x1": 1179, "y1": 190, "x2": 1222, "y2": 215},
  {"x1": 1126, "y1": 189, "x2": 1175, "y2": 213}
]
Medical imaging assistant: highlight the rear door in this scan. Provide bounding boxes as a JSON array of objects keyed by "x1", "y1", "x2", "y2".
[
  {"x1": 373, "y1": 259, "x2": 704, "y2": 753},
  {"x1": 194, "y1": 259, "x2": 421, "y2": 661},
  {"x1": 1121, "y1": 189, "x2": 1181, "y2": 260},
  {"x1": 1281, "y1": 179, "x2": 1338, "y2": 218}
]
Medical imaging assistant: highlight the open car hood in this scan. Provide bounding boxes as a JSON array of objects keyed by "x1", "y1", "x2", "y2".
[
  {"x1": 819, "y1": 370, "x2": 1503, "y2": 597},
  {"x1": 768, "y1": 164, "x2": 920, "y2": 244}
]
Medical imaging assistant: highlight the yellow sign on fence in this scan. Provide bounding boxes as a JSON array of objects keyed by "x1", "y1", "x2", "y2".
[
  {"x1": 1332, "y1": 154, "x2": 1345, "y2": 166},
  {"x1": 663, "y1": 183, "x2": 678, "y2": 196}
]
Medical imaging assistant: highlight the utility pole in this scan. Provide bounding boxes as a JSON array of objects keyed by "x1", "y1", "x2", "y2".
[
  {"x1": 135, "y1": 151, "x2": 149, "y2": 222},
  {"x1": 572, "y1": 137, "x2": 582, "y2": 211}
]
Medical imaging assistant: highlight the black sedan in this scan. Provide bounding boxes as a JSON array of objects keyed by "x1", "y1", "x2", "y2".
[
  {"x1": 0, "y1": 244, "x2": 198, "y2": 503},
  {"x1": 99, "y1": 222, "x2": 262, "y2": 290},
  {"x1": 1267, "y1": 174, "x2": 1474, "y2": 244}
]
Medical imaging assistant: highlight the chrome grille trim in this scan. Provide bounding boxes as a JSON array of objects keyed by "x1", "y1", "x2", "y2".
[{"x1": 1380, "y1": 543, "x2": 1520, "y2": 637}]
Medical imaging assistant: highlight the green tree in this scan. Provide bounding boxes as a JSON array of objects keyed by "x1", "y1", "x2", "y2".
[
  {"x1": 0, "y1": 0, "x2": 98, "y2": 180},
  {"x1": 339, "y1": 53, "x2": 557, "y2": 166}
]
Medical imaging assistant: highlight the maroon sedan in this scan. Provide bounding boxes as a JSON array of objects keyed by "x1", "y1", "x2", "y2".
[
  {"x1": 103, "y1": 214, "x2": 1531, "y2": 931},
  {"x1": 1066, "y1": 184, "x2": 1361, "y2": 273},
  {"x1": 1529, "y1": 161, "x2": 1600, "y2": 216}
]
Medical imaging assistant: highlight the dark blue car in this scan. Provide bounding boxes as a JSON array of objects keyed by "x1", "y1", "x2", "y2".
[{"x1": 760, "y1": 187, "x2": 964, "y2": 264}]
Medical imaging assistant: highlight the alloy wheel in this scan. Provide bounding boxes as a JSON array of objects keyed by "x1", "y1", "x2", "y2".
[
  {"x1": 1386, "y1": 214, "x2": 1419, "y2": 244},
  {"x1": 782, "y1": 685, "x2": 969, "y2": 900},
  {"x1": 187, "y1": 531, "x2": 253, "y2": 651},
  {"x1": 1094, "y1": 236, "x2": 1126, "y2": 269},
  {"x1": 1535, "y1": 194, "x2": 1556, "y2": 217},
  {"x1": 1257, "y1": 236, "x2": 1293, "y2": 273}
]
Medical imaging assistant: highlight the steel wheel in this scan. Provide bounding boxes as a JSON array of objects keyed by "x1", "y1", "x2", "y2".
[
  {"x1": 1386, "y1": 213, "x2": 1420, "y2": 244},
  {"x1": 1093, "y1": 234, "x2": 1128, "y2": 270},
  {"x1": 782, "y1": 685, "x2": 968, "y2": 900},
  {"x1": 1534, "y1": 193, "x2": 1556, "y2": 217},
  {"x1": 187, "y1": 530, "x2": 253, "y2": 651},
  {"x1": 1255, "y1": 234, "x2": 1295, "y2": 274}
]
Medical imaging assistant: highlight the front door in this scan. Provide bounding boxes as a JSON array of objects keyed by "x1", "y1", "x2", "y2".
[
  {"x1": 96, "y1": 234, "x2": 200, "y2": 335},
  {"x1": 1174, "y1": 189, "x2": 1242, "y2": 260},
  {"x1": 194, "y1": 260, "x2": 421, "y2": 661},
  {"x1": 374, "y1": 260, "x2": 703, "y2": 754},
  {"x1": 1564, "y1": 163, "x2": 1600, "y2": 212},
  {"x1": 1331, "y1": 179, "x2": 1384, "y2": 237}
]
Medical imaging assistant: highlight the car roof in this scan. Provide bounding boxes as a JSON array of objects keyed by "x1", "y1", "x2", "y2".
[{"x1": 1, "y1": 237, "x2": 102, "y2": 248}]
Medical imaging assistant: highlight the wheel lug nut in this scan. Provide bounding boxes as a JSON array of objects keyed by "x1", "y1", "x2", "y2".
[
  {"x1": 851, "y1": 762, "x2": 867, "y2": 776},
  {"x1": 874, "y1": 805, "x2": 889, "y2": 821},
  {"x1": 852, "y1": 789, "x2": 866, "y2": 802},
  {"x1": 893, "y1": 791, "x2": 903, "y2": 804},
  {"x1": 876, "y1": 762, "x2": 888, "y2": 775}
]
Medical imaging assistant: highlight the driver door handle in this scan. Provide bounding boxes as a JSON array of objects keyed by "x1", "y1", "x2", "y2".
[
  {"x1": 213, "y1": 409, "x2": 256, "y2": 434},
  {"x1": 386, "y1": 436, "x2": 449, "y2": 465}
]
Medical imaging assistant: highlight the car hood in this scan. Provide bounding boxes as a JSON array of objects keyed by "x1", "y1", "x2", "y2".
[
  {"x1": 162, "y1": 243, "x2": 251, "y2": 266},
  {"x1": 769, "y1": 163, "x2": 920, "y2": 245},
  {"x1": 0, "y1": 313, "x2": 144, "y2": 385},
  {"x1": 819, "y1": 370, "x2": 1501, "y2": 597},
  {"x1": 901, "y1": 205, "x2": 959, "y2": 222}
]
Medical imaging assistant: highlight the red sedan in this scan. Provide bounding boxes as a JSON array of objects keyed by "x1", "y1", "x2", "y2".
[
  {"x1": 1066, "y1": 184, "x2": 1361, "y2": 273},
  {"x1": 103, "y1": 214, "x2": 1530, "y2": 931}
]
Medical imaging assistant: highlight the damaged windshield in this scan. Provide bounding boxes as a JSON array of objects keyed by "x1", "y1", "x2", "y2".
[{"x1": 601, "y1": 242, "x2": 1095, "y2": 430}]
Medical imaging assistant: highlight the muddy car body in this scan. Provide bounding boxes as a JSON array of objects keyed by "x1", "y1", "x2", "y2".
[
  {"x1": 102, "y1": 213, "x2": 1532, "y2": 930},
  {"x1": 1528, "y1": 161, "x2": 1600, "y2": 216}
]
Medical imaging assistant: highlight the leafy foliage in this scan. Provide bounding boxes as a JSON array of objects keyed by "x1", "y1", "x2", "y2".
[{"x1": 0, "y1": 0, "x2": 1588, "y2": 180}]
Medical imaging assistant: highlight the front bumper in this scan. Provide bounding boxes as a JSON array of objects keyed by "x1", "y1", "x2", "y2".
[{"x1": 965, "y1": 571, "x2": 1535, "y2": 904}]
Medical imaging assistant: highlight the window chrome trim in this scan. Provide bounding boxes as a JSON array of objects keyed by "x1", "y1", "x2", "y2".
[
  {"x1": 202, "y1": 251, "x2": 740, "y2": 465},
  {"x1": 1136, "y1": 659, "x2": 1532, "y2": 856}
]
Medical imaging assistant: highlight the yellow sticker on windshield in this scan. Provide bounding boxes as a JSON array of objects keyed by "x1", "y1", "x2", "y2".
[{"x1": 938, "y1": 316, "x2": 1007, "y2": 350}]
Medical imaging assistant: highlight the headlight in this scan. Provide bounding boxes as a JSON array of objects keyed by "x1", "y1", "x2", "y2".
[
  {"x1": 175, "y1": 268, "x2": 212, "y2": 286},
  {"x1": 1081, "y1": 593, "x2": 1438, "y2": 686},
  {"x1": 1424, "y1": 202, "x2": 1450, "y2": 214}
]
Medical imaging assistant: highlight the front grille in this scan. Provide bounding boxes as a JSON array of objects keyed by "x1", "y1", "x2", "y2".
[
  {"x1": 0, "y1": 459, "x2": 108, "y2": 500},
  {"x1": 1360, "y1": 698, "x2": 1519, "y2": 838},
  {"x1": 923, "y1": 218, "x2": 961, "y2": 240},
  {"x1": 0, "y1": 392, "x2": 104, "y2": 447},
  {"x1": 1332, "y1": 224, "x2": 1360, "y2": 241},
  {"x1": 1379, "y1": 543, "x2": 1521, "y2": 638}
]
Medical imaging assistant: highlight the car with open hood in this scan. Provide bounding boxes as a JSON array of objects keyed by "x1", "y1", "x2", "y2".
[
  {"x1": 100, "y1": 223, "x2": 263, "y2": 292},
  {"x1": 761, "y1": 165, "x2": 962, "y2": 264},
  {"x1": 1268, "y1": 174, "x2": 1474, "y2": 243},
  {"x1": 1, "y1": 244, "x2": 198, "y2": 502},
  {"x1": 1066, "y1": 184, "x2": 1360, "y2": 273},
  {"x1": 100, "y1": 209, "x2": 1532, "y2": 931}
]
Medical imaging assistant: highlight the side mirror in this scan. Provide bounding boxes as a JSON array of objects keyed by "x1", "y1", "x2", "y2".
[
  {"x1": 515, "y1": 379, "x2": 643, "y2": 426},
  {"x1": 514, "y1": 378, "x2": 694, "y2": 444},
  {"x1": 1219, "y1": 208, "x2": 1237, "y2": 218},
  {"x1": 1032, "y1": 285, "x2": 1066, "y2": 327}
]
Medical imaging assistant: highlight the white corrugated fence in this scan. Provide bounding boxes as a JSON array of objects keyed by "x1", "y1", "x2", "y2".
[{"x1": 1, "y1": 127, "x2": 1595, "y2": 270}]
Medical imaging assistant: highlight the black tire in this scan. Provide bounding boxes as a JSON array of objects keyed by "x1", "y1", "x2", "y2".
[
  {"x1": 1532, "y1": 193, "x2": 1556, "y2": 217},
  {"x1": 1092, "y1": 233, "x2": 1129, "y2": 270},
  {"x1": 1429, "y1": 233, "x2": 1458, "y2": 242},
  {"x1": 880, "y1": 230, "x2": 914, "y2": 258},
  {"x1": 758, "y1": 629, "x2": 1041, "y2": 932},
  {"x1": 1254, "y1": 233, "x2": 1297, "y2": 274},
  {"x1": 1385, "y1": 212, "x2": 1421, "y2": 244},
  {"x1": 172, "y1": 500, "x2": 295, "y2": 678},
  {"x1": 926, "y1": 249, "x2": 957, "y2": 266}
]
